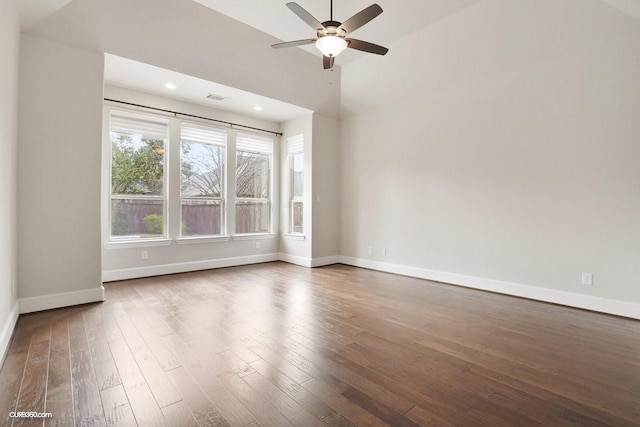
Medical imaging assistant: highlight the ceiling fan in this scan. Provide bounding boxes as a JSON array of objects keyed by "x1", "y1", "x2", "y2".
[{"x1": 271, "y1": 0, "x2": 389, "y2": 70}]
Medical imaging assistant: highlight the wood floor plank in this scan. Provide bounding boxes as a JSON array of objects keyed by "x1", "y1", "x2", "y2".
[
  {"x1": 13, "y1": 326, "x2": 51, "y2": 427},
  {"x1": 69, "y1": 318, "x2": 106, "y2": 427},
  {"x1": 248, "y1": 343, "x2": 313, "y2": 385},
  {"x1": 162, "y1": 335, "x2": 256, "y2": 427},
  {"x1": 161, "y1": 401, "x2": 200, "y2": 427},
  {"x1": 110, "y1": 305, "x2": 181, "y2": 408},
  {"x1": 83, "y1": 309, "x2": 122, "y2": 391},
  {"x1": 340, "y1": 386, "x2": 420, "y2": 427},
  {"x1": 249, "y1": 358, "x2": 356, "y2": 427},
  {"x1": 100, "y1": 385, "x2": 137, "y2": 426},
  {"x1": 124, "y1": 310, "x2": 181, "y2": 372},
  {"x1": 242, "y1": 371, "x2": 324, "y2": 427},
  {"x1": 218, "y1": 371, "x2": 295, "y2": 427},
  {"x1": 165, "y1": 367, "x2": 231, "y2": 427},
  {"x1": 107, "y1": 337, "x2": 167, "y2": 427},
  {"x1": 301, "y1": 377, "x2": 390, "y2": 427},
  {"x1": 44, "y1": 319, "x2": 74, "y2": 427},
  {"x1": 161, "y1": 333, "x2": 257, "y2": 427},
  {"x1": 405, "y1": 405, "x2": 470, "y2": 427},
  {"x1": 275, "y1": 331, "x2": 417, "y2": 415},
  {"x1": 0, "y1": 351, "x2": 28, "y2": 427}
]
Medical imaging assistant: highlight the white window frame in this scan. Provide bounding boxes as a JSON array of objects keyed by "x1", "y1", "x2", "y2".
[
  {"x1": 287, "y1": 134, "x2": 304, "y2": 235},
  {"x1": 179, "y1": 121, "x2": 227, "y2": 238},
  {"x1": 108, "y1": 110, "x2": 169, "y2": 242},
  {"x1": 235, "y1": 133, "x2": 273, "y2": 235}
]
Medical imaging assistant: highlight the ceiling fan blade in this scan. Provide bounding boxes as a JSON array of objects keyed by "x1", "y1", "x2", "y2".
[
  {"x1": 323, "y1": 55, "x2": 335, "y2": 70},
  {"x1": 271, "y1": 39, "x2": 317, "y2": 49},
  {"x1": 338, "y1": 4, "x2": 383, "y2": 34},
  {"x1": 346, "y1": 38, "x2": 389, "y2": 55},
  {"x1": 286, "y1": 2, "x2": 325, "y2": 31}
]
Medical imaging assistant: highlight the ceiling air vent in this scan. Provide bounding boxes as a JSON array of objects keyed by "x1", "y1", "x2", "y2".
[{"x1": 206, "y1": 93, "x2": 228, "y2": 101}]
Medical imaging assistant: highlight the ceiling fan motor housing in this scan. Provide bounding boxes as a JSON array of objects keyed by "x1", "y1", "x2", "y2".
[{"x1": 319, "y1": 21, "x2": 346, "y2": 37}]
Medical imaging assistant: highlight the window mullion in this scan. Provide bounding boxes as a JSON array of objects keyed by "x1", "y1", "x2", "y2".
[{"x1": 167, "y1": 116, "x2": 181, "y2": 239}]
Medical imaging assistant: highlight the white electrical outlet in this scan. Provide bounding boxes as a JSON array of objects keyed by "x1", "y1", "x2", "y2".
[
  {"x1": 582, "y1": 272, "x2": 593, "y2": 286},
  {"x1": 255, "y1": 241, "x2": 261, "y2": 250},
  {"x1": 367, "y1": 246, "x2": 373, "y2": 255},
  {"x1": 141, "y1": 250, "x2": 148, "y2": 260}
]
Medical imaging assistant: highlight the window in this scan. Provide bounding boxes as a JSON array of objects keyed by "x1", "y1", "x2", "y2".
[
  {"x1": 106, "y1": 105, "x2": 279, "y2": 244},
  {"x1": 180, "y1": 123, "x2": 226, "y2": 237},
  {"x1": 287, "y1": 134, "x2": 304, "y2": 234},
  {"x1": 110, "y1": 113, "x2": 168, "y2": 240},
  {"x1": 236, "y1": 133, "x2": 273, "y2": 234}
]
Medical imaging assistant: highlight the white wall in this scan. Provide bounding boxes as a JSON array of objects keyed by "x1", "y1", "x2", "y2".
[
  {"x1": 312, "y1": 114, "x2": 340, "y2": 261},
  {"x1": 102, "y1": 85, "x2": 281, "y2": 280},
  {"x1": 340, "y1": 0, "x2": 640, "y2": 314},
  {"x1": 280, "y1": 114, "x2": 313, "y2": 264},
  {"x1": 18, "y1": 35, "x2": 104, "y2": 311},
  {"x1": 0, "y1": 0, "x2": 20, "y2": 360}
]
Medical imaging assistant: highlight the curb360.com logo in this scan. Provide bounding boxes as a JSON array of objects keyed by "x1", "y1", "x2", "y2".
[{"x1": 9, "y1": 411, "x2": 53, "y2": 419}]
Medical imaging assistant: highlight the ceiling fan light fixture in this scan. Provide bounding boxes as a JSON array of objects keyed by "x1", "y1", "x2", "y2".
[{"x1": 315, "y1": 35, "x2": 348, "y2": 57}]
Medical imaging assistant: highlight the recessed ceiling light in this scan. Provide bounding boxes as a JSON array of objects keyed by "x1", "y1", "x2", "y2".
[
  {"x1": 164, "y1": 82, "x2": 177, "y2": 90},
  {"x1": 253, "y1": 106, "x2": 263, "y2": 111}
]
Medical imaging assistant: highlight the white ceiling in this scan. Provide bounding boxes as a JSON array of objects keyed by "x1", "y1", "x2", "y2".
[
  {"x1": 104, "y1": 54, "x2": 311, "y2": 123},
  {"x1": 16, "y1": 0, "x2": 73, "y2": 29},
  {"x1": 193, "y1": 0, "x2": 484, "y2": 65},
  {"x1": 600, "y1": 0, "x2": 640, "y2": 21}
]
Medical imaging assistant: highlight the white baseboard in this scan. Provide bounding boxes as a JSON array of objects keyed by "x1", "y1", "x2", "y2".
[
  {"x1": 0, "y1": 301, "x2": 19, "y2": 366},
  {"x1": 311, "y1": 256, "x2": 340, "y2": 267},
  {"x1": 278, "y1": 254, "x2": 340, "y2": 268},
  {"x1": 279, "y1": 253, "x2": 312, "y2": 267},
  {"x1": 338, "y1": 256, "x2": 640, "y2": 320},
  {"x1": 19, "y1": 286, "x2": 106, "y2": 314},
  {"x1": 102, "y1": 253, "x2": 280, "y2": 282}
]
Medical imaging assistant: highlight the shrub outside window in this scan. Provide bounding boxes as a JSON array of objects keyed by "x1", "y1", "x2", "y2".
[{"x1": 110, "y1": 113, "x2": 168, "y2": 240}]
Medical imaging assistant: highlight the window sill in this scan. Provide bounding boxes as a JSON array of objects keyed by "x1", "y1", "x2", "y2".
[
  {"x1": 176, "y1": 236, "x2": 230, "y2": 245},
  {"x1": 282, "y1": 233, "x2": 306, "y2": 241},
  {"x1": 232, "y1": 233, "x2": 276, "y2": 241},
  {"x1": 104, "y1": 238, "x2": 172, "y2": 249}
]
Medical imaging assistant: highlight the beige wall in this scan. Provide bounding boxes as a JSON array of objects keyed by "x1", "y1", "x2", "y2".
[
  {"x1": 312, "y1": 114, "x2": 340, "y2": 260},
  {"x1": 18, "y1": 35, "x2": 103, "y2": 300},
  {"x1": 0, "y1": 0, "x2": 20, "y2": 357},
  {"x1": 340, "y1": 0, "x2": 640, "y2": 306}
]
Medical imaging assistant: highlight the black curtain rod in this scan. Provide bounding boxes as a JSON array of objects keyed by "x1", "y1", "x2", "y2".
[{"x1": 104, "y1": 98, "x2": 283, "y2": 137}]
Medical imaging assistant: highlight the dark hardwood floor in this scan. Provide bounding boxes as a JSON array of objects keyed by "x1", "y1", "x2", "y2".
[{"x1": 1, "y1": 262, "x2": 639, "y2": 426}]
